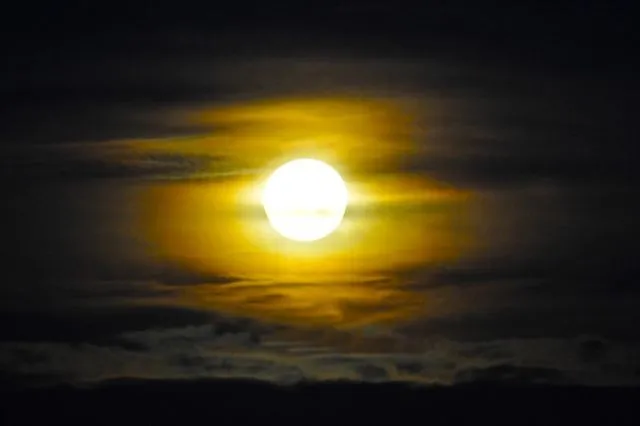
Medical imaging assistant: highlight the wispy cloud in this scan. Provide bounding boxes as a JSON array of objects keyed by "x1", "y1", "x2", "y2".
[{"x1": 0, "y1": 148, "x2": 238, "y2": 182}]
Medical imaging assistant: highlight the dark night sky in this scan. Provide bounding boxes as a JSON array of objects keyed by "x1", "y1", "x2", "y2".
[{"x1": 1, "y1": 0, "x2": 640, "y2": 396}]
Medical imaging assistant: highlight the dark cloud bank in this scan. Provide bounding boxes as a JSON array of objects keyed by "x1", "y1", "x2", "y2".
[
  {"x1": 1, "y1": 307, "x2": 639, "y2": 389},
  {"x1": 2, "y1": 317, "x2": 640, "y2": 424}
]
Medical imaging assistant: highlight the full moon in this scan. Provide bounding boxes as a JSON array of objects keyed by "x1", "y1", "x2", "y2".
[{"x1": 262, "y1": 159, "x2": 348, "y2": 242}]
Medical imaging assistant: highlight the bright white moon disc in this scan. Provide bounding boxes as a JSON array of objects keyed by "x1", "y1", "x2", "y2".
[{"x1": 262, "y1": 159, "x2": 348, "y2": 242}]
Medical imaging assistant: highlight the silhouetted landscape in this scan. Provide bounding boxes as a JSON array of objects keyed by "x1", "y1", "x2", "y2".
[{"x1": 3, "y1": 378, "x2": 640, "y2": 425}]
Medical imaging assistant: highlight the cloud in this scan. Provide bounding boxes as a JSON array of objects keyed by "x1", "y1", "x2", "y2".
[
  {"x1": 151, "y1": 266, "x2": 243, "y2": 287},
  {"x1": 399, "y1": 307, "x2": 640, "y2": 342},
  {"x1": 1, "y1": 321, "x2": 640, "y2": 388},
  {"x1": 0, "y1": 306, "x2": 217, "y2": 344},
  {"x1": 395, "y1": 259, "x2": 553, "y2": 291},
  {"x1": 0, "y1": 149, "x2": 232, "y2": 182},
  {"x1": 0, "y1": 261, "x2": 250, "y2": 313},
  {"x1": 0, "y1": 320, "x2": 297, "y2": 386},
  {"x1": 353, "y1": 364, "x2": 389, "y2": 381},
  {"x1": 0, "y1": 102, "x2": 206, "y2": 145},
  {"x1": 118, "y1": 323, "x2": 263, "y2": 351},
  {"x1": 397, "y1": 151, "x2": 639, "y2": 190},
  {"x1": 453, "y1": 364, "x2": 567, "y2": 385},
  {"x1": 577, "y1": 336, "x2": 609, "y2": 364}
]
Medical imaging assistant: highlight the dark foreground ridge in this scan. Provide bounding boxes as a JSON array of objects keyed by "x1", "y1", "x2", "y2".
[{"x1": 2, "y1": 378, "x2": 639, "y2": 425}]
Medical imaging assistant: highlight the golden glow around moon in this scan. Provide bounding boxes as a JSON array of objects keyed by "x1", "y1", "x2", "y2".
[{"x1": 262, "y1": 159, "x2": 348, "y2": 242}]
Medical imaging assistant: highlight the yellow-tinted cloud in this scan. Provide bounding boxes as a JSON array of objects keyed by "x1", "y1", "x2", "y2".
[{"x1": 131, "y1": 96, "x2": 475, "y2": 328}]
